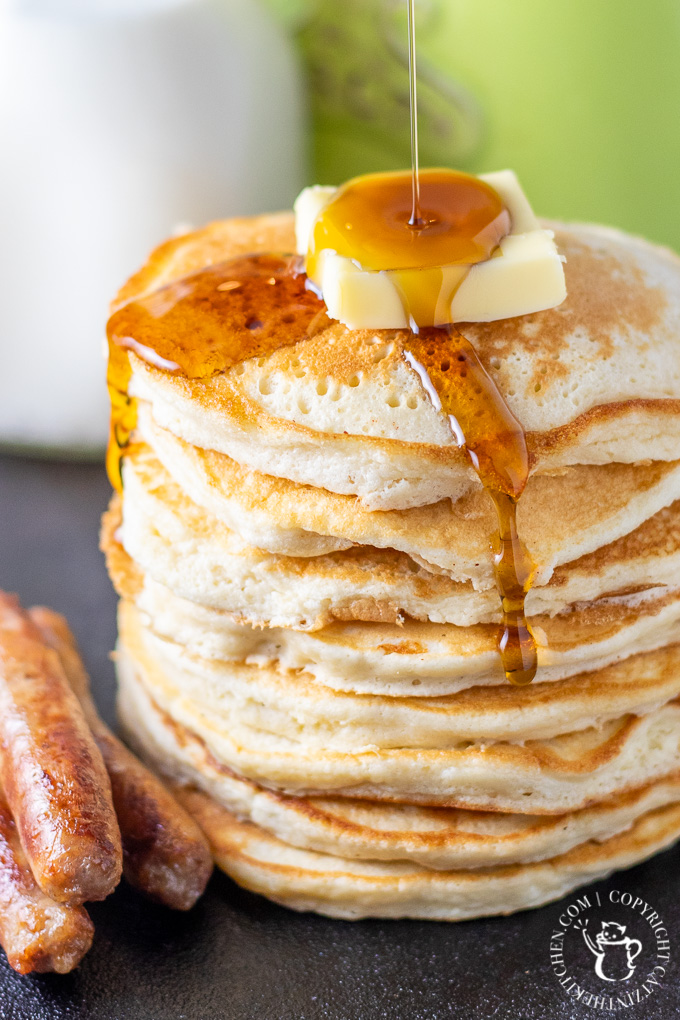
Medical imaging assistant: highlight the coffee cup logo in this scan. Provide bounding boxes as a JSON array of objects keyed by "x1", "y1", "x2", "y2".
[{"x1": 579, "y1": 920, "x2": 642, "y2": 982}]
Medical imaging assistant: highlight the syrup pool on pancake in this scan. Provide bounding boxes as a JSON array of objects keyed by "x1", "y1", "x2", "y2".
[
  {"x1": 305, "y1": 168, "x2": 511, "y2": 325},
  {"x1": 106, "y1": 254, "x2": 329, "y2": 492}
]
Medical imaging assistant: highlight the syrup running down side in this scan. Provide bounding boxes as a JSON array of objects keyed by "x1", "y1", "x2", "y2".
[
  {"x1": 106, "y1": 254, "x2": 328, "y2": 492},
  {"x1": 394, "y1": 0, "x2": 534, "y2": 682},
  {"x1": 403, "y1": 330, "x2": 536, "y2": 686}
]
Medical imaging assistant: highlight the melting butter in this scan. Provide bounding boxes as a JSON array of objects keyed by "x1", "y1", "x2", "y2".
[{"x1": 295, "y1": 169, "x2": 566, "y2": 329}]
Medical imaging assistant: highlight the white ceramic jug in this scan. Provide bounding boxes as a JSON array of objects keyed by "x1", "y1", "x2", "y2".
[{"x1": 0, "y1": 0, "x2": 305, "y2": 452}]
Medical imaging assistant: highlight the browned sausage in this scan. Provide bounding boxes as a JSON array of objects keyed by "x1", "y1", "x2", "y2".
[
  {"x1": 0, "y1": 593, "x2": 122, "y2": 905},
  {"x1": 30, "y1": 607, "x2": 213, "y2": 911},
  {"x1": 0, "y1": 788, "x2": 93, "y2": 974}
]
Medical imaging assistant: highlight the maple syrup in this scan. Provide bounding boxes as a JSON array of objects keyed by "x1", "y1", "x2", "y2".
[
  {"x1": 403, "y1": 4, "x2": 535, "y2": 684},
  {"x1": 403, "y1": 329, "x2": 536, "y2": 685},
  {"x1": 106, "y1": 254, "x2": 327, "y2": 491}
]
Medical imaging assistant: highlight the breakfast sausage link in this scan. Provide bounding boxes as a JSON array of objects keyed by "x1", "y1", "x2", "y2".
[
  {"x1": 0, "y1": 789, "x2": 93, "y2": 974},
  {"x1": 31, "y1": 607, "x2": 213, "y2": 911},
  {"x1": 0, "y1": 593, "x2": 122, "y2": 905}
]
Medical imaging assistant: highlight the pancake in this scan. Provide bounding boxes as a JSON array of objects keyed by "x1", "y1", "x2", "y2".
[
  {"x1": 107, "y1": 451, "x2": 680, "y2": 630},
  {"x1": 120, "y1": 600, "x2": 680, "y2": 745},
  {"x1": 121, "y1": 217, "x2": 680, "y2": 511},
  {"x1": 129, "y1": 572, "x2": 680, "y2": 696},
  {"x1": 117, "y1": 610, "x2": 680, "y2": 814},
  {"x1": 129, "y1": 422, "x2": 680, "y2": 586},
  {"x1": 177, "y1": 786, "x2": 680, "y2": 920},
  {"x1": 124, "y1": 671, "x2": 680, "y2": 871}
]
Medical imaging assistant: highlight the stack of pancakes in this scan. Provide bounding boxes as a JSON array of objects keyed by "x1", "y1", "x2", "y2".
[{"x1": 103, "y1": 213, "x2": 680, "y2": 920}]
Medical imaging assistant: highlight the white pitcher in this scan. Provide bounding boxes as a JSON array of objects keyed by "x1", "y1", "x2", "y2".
[{"x1": 0, "y1": 0, "x2": 306, "y2": 452}]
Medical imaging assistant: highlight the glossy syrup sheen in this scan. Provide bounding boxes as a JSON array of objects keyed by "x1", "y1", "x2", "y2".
[
  {"x1": 308, "y1": 169, "x2": 510, "y2": 274},
  {"x1": 106, "y1": 254, "x2": 328, "y2": 491}
]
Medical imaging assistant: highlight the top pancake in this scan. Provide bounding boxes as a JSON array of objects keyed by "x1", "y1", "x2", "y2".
[{"x1": 119, "y1": 214, "x2": 680, "y2": 509}]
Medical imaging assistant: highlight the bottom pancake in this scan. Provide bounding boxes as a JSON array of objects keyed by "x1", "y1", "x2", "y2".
[{"x1": 174, "y1": 786, "x2": 680, "y2": 921}]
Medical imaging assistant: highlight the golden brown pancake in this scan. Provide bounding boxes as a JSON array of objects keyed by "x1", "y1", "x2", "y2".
[
  {"x1": 123, "y1": 566, "x2": 680, "y2": 696},
  {"x1": 119, "y1": 599, "x2": 680, "y2": 746},
  {"x1": 125, "y1": 428, "x2": 680, "y2": 587},
  {"x1": 104, "y1": 447, "x2": 680, "y2": 631}
]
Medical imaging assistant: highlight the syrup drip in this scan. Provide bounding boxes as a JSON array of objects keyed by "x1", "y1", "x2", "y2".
[
  {"x1": 403, "y1": 329, "x2": 536, "y2": 686},
  {"x1": 106, "y1": 254, "x2": 328, "y2": 492}
]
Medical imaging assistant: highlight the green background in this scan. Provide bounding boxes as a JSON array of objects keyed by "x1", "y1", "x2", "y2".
[{"x1": 270, "y1": 0, "x2": 680, "y2": 251}]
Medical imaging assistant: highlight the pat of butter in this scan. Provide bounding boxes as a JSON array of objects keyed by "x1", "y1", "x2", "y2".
[{"x1": 294, "y1": 170, "x2": 566, "y2": 328}]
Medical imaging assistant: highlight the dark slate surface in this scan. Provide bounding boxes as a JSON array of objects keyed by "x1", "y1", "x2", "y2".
[{"x1": 0, "y1": 452, "x2": 678, "y2": 1020}]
